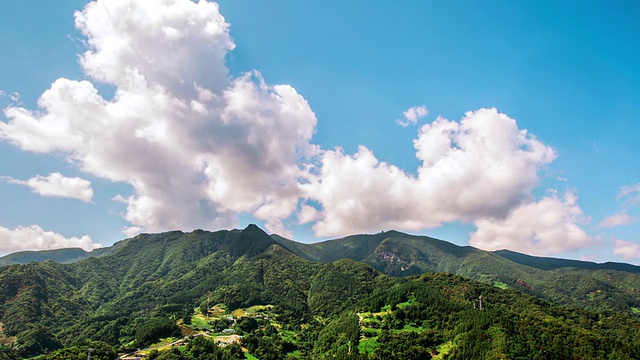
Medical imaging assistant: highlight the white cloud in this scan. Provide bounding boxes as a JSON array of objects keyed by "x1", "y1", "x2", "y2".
[
  {"x1": 307, "y1": 108, "x2": 557, "y2": 237},
  {"x1": 0, "y1": 0, "x2": 317, "y2": 235},
  {"x1": 397, "y1": 105, "x2": 428, "y2": 127},
  {"x1": 599, "y1": 211, "x2": 636, "y2": 228},
  {"x1": 297, "y1": 204, "x2": 319, "y2": 225},
  {"x1": 613, "y1": 240, "x2": 640, "y2": 261},
  {"x1": 470, "y1": 191, "x2": 595, "y2": 256},
  {"x1": 7, "y1": 173, "x2": 93, "y2": 203},
  {"x1": 0, "y1": 225, "x2": 100, "y2": 255},
  {"x1": 618, "y1": 183, "x2": 640, "y2": 205},
  {"x1": 122, "y1": 226, "x2": 144, "y2": 238}
]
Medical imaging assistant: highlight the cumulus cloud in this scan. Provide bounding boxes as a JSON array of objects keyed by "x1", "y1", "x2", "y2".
[
  {"x1": 0, "y1": 0, "x2": 317, "y2": 235},
  {"x1": 307, "y1": 108, "x2": 557, "y2": 236},
  {"x1": 599, "y1": 211, "x2": 636, "y2": 228},
  {"x1": 470, "y1": 191, "x2": 595, "y2": 256},
  {"x1": 397, "y1": 105, "x2": 428, "y2": 127},
  {"x1": 613, "y1": 240, "x2": 640, "y2": 261},
  {"x1": 6, "y1": 173, "x2": 93, "y2": 203},
  {"x1": 0, "y1": 225, "x2": 100, "y2": 255}
]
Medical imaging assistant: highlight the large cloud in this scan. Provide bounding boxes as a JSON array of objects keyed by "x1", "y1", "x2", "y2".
[
  {"x1": 1, "y1": 0, "x2": 317, "y2": 234},
  {"x1": 6, "y1": 173, "x2": 93, "y2": 203},
  {"x1": 0, "y1": 225, "x2": 100, "y2": 255},
  {"x1": 308, "y1": 109, "x2": 556, "y2": 233}
]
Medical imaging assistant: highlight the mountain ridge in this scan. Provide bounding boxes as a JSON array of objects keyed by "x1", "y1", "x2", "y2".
[
  {"x1": 3, "y1": 225, "x2": 640, "y2": 315},
  {"x1": 5, "y1": 226, "x2": 637, "y2": 273}
]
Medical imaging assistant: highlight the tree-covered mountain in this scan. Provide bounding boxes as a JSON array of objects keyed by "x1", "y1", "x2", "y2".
[
  {"x1": 1, "y1": 225, "x2": 640, "y2": 359},
  {"x1": 273, "y1": 231, "x2": 640, "y2": 314}
]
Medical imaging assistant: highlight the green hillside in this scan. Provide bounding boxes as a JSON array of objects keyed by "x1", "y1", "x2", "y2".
[
  {"x1": 273, "y1": 231, "x2": 640, "y2": 314},
  {"x1": 0, "y1": 225, "x2": 639, "y2": 359}
]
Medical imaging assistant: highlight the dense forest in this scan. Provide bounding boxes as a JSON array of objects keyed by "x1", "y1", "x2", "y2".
[{"x1": 1, "y1": 225, "x2": 640, "y2": 359}]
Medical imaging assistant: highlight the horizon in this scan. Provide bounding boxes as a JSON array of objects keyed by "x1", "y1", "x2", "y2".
[{"x1": 1, "y1": 0, "x2": 640, "y2": 264}]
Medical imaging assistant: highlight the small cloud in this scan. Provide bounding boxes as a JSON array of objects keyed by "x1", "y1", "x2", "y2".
[
  {"x1": 0, "y1": 225, "x2": 100, "y2": 254},
  {"x1": 122, "y1": 226, "x2": 144, "y2": 238},
  {"x1": 112, "y1": 194, "x2": 128, "y2": 203},
  {"x1": 598, "y1": 211, "x2": 636, "y2": 228},
  {"x1": 9, "y1": 92, "x2": 21, "y2": 102},
  {"x1": 470, "y1": 190, "x2": 595, "y2": 256},
  {"x1": 618, "y1": 183, "x2": 640, "y2": 205},
  {"x1": 579, "y1": 254, "x2": 597, "y2": 262},
  {"x1": 6, "y1": 173, "x2": 93, "y2": 203},
  {"x1": 297, "y1": 204, "x2": 319, "y2": 225},
  {"x1": 613, "y1": 239, "x2": 640, "y2": 261},
  {"x1": 264, "y1": 219, "x2": 293, "y2": 238},
  {"x1": 397, "y1": 105, "x2": 428, "y2": 127}
]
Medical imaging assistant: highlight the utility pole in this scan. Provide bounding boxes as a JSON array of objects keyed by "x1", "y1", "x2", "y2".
[
  {"x1": 479, "y1": 295, "x2": 483, "y2": 311},
  {"x1": 207, "y1": 294, "x2": 210, "y2": 319},
  {"x1": 87, "y1": 347, "x2": 93, "y2": 360}
]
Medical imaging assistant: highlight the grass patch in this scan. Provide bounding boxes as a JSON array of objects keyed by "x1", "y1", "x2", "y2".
[
  {"x1": 231, "y1": 308, "x2": 248, "y2": 318},
  {"x1": 397, "y1": 296, "x2": 416, "y2": 308},
  {"x1": 358, "y1": 336, "x2": 379, "y2": 354},
  {"x1": 208, "y1": 305, "x2": 227, "y2": 317},
  {"x1": 362, "y1": 317, "x2": 381, "y2": 325},
  {"x1": 179, "y1": 324, "x2": 199, "y2": 336},
  {"x1": 632, "y1": 307, "x2": 640, "y2": 314},
  {"x1": 493, "y1": 281, "x2": 509, "y2": 289},
  {"x1": 246, "y1": 304, "x2": 274, "y2": 314},
  {"x1": 245, "y1": 353, "x2": 259, "y2": 360},
  {"x1": 285, "y1": 350, "x2": 302, "y2": 359},
  {"x1": 402, "y1": 324, "x2": 426, "y2": 332},
  {"x1": 191, "y1": 314, "x2": 213, "y2": 330},
  {"x1": 434, "y1": 342, "x2": 455, "y2": 360}
]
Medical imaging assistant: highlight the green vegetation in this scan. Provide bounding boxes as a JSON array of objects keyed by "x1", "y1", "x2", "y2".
[
  {"x1": 1, "y1": 225, "x2": 640, "y2": 359},
  {"x1": 493, "y1": 281, "x2": 509, "y2": 289}
]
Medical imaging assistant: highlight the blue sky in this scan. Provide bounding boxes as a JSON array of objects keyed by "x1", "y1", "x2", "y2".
[{"x1": 1, "y1": 0, "x2": 639, "y2": 263}]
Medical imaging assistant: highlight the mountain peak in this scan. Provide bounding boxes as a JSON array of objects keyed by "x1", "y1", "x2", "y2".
[{"x1": 227, "y1": 224, "x2": 278, "y2": 257}]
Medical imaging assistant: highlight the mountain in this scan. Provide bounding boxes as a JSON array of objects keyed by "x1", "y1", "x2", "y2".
[
  {"x1": 1, "y1": 225, "x2": 640, "y2": 359},
  {"x1": 273, "y1": 230, "x2": 640, "y2": 314},
  {"x1": 0, "y1": 248, "x2": 89, "y2": 266},
  {"x1": 494, "y1": 249, "x2": 640, "y2": 273},
  {"x1": 4, "y1": 228, "x2": 640, "y2": 314},
  {"x1": 0, "y1": 237, "x2": 132, "y2": 267}
]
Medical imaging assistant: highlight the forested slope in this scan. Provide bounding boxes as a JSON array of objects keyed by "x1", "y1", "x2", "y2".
[{"x1": 1, "y1": 225, "x2": 640, "y2": 359}]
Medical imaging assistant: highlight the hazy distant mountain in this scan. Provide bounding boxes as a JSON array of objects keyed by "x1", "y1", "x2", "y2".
[{"x1": 0, "y1": 248, "x2": 89, "y2": 266}]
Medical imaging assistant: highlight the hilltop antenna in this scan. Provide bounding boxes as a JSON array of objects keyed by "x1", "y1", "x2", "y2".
[{"x1": 87, "y1": 347, "x2": 93, "y2": 360}]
